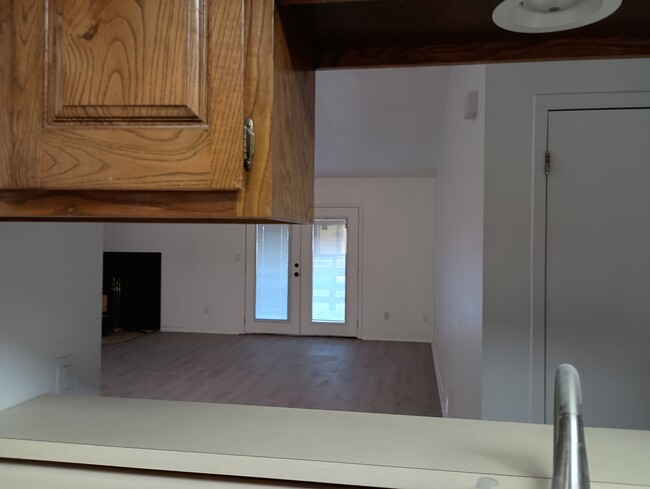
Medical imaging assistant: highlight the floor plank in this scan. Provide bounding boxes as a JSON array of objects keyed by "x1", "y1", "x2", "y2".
[{"x1": 101, "y1": 333, "x2": 442, "y2": 417}]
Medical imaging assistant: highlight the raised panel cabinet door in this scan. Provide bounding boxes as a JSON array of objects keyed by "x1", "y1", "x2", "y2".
[{"x1": 1, "y1": 0, "x2": 243, "y2": 191}]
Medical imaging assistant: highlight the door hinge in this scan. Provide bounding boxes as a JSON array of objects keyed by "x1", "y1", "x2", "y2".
[
  {"x1": 545, "y1": 151, "x2": 551, "y2": 176},
  {"x1": 244, "y1": 118, "x2": 255, "y2": 171}
]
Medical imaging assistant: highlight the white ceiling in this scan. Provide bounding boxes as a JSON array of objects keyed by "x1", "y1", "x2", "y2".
[{"x1": 315, "y1": 66, "x2": 451, "y2": 178}]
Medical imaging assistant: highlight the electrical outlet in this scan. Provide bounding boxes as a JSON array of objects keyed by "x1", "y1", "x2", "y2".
[
  {"x1": 55, "y1": 355, "x2": 73, "y2": 394},
  {"x1": 203, "y1": 305, "x2": 210, "y2": 314},
  {"x1": 383, "y1": 311, "x2": 390, "y2": 320},
  {"x1": 423, "y1": 314, "x2": 429, "y2": 322}
]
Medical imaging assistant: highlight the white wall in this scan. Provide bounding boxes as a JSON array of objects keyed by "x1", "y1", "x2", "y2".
[
  {"x1": 316, "y1": 67, "x2": 449, "y2": 178},
  {"x1": 103, "y1": 224, "x2": 246, "y2": 334},
  {"x1": 104, "y1": 179, "x2": 436, "y2": 343},
  {"x1": 433, "y1": 65, "x2": 485, "y2": 419},
  {"x1": 0, "y1": 223, "x2": 103, "y2": 411},
  {"x1": 316, "y1": 178, "x2": 435, "y2": 343},
  {"x1": 482, "y1": 58, "x2": 650, "y2": 423}
]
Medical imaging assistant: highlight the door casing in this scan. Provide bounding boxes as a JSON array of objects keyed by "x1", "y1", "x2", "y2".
[{"x1": 530, "y1": 92, "x2": 650, "y2": 424}]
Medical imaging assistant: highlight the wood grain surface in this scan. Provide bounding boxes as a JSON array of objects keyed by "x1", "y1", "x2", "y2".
[
  {"x1": 0, "y1": 0, "x2": 245, "y2": 191},
  {"x1": 0, "y1": 0, "x2": 314, "y2": 222},
  {"x1": 270, "y1": 10, "x2": 314, "y2": 222},
  {"x1": 281, "y1": 0, "x2": 650, "y2": 68},
  {"x1": 239, "y1": 0, "x2": 314, "y2": 223},
  {"x1": 0, "y1": 0, "x2": 44, "y2": 189},
  {"x1": 0, "y1": 190, "x2": 240, "y2": 221},
  {"x1": 240, "y1": 0, "x2": 275, "y2": 218},
  {"x1": 206, "y1": 0, "x2": 245, "y2": 191},
  {"x1": 318, "y1": 36, "x2": 650, "y2": 69},
  {"x1": 102, "y1": 333, "x2": 442, "y2": 417},
  {"x1": 47, "y1": 0, "x2": 206, "y2": 125},
  {"x1": 41, "y1": 128, "x2": 215, "y2": 190},
  {"x1": 0, "y1": 0, "x2": 14, "y2": 188}
]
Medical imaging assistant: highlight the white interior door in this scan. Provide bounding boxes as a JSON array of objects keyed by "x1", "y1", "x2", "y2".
[
  {"x1": 245, "y1": 208, "x2": 359, "y2": 337},
  {"x1": 545, "y1": 107, "x2": 650, "y2": 429}
]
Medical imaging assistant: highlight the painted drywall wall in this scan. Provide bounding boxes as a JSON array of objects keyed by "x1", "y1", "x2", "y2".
[
  {"x1": 0, "y1": 223, "x2": 103, "y2": 411},
  {"x1": 316, "y1": 66, "x2": 449, "y2": 178},
  {"x1": 316, "y1": 178, "x2": 436, "y2": 343},
  {"x1": 103, "y1": 224, "x2": 246, "y2": 334},
  {"x1": 482, "y1": 58, "x2": 650, "y2": 423},
  {"x1": 104, "y1": 179, "x2": 436, "y2": 343},
  {"x1": 433, "y1": 65, "x2": 485, "y2": 419}
]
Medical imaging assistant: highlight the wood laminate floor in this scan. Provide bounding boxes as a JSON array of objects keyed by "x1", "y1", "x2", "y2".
[{"x1": 101, "y1": 333, "x2": 442, "y2": 417}]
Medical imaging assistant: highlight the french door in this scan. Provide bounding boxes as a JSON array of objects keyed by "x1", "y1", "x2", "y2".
[{"x1": 245, "y1": 208, "x2": 359, "y2": 337}]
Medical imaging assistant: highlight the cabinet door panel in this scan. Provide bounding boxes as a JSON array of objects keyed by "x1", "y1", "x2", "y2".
[
  {"x1": 47, "y1": 0, "x2": 205, "y2": 125},
  {"x1": 41, "y1": 128, "x2": 213, "y2": 189},
  {"x1": 3, "y1": 0, "x2": 243, "y2": 191}
]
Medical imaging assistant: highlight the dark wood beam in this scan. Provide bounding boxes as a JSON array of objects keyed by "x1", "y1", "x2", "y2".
[
  {"x1": 279, "y1": 0, "x2": 650, "y2": 69},
  {"x1": 317, "y1": 36, "x2": 650, "y2": 69}
]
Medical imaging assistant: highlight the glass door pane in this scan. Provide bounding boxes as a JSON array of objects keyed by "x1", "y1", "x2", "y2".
[
  {"x1": 311, "y1": 219, "x2": 348, "y2": 323},
  {"x1": 245, "y1": 224, "x2": 300, "y2": 335},
  {"x1": 300, "y1": 207, "x2": 359, "y2": 337},
  {"x1": 245, "y1": 208, "x2": 358, "y2": 338},
  {"x1": 255, "y1": 224, "x2": 289, "y2": 320}
]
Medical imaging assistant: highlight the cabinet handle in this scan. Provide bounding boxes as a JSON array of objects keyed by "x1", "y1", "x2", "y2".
[{"x1": 244, "y1": 118, "x2": 255, "y2": 171}]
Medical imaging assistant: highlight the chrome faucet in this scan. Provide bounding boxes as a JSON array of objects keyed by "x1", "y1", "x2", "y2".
[{"x1": 552, "y1": 364, "x2": 590, "y2": 489}]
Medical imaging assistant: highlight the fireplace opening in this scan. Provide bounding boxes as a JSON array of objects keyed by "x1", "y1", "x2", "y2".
[{"x1": 102, "y1": 252, "x2": 161, "y2": 337}]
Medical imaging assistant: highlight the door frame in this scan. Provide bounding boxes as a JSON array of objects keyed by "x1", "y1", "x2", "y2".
[
  {"x1": 244, "y1": 206, "x2": 362, "y2": 337},
  {"x1": 530, "y1": 91, "x2": 650, "y2": 423},
  {"x1": 299, "y1": 207, "x2": 360, "y2": 337}
]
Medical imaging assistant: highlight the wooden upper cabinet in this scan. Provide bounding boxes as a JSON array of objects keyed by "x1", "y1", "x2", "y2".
[
  {"x1": 0, "y1": 0, "x2": 315, "y2": 222},
  {"x1": 10, "y1": 0, "x2": 243, "y2": 191}
]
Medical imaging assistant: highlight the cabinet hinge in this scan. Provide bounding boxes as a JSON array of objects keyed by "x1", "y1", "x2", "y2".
[
  {"x1": 545, "y1": 151, "x2": 551, "y2": 176},
  {"x1": 244, "y1": 118, "x2": 255, "y2": 172}
]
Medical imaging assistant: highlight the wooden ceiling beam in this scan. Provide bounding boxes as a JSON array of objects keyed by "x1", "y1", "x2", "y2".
[
  {"x1": 279, "y1": 0, "x2": 650, "y2": 69},
  {"x1": 317, "y1": 36, "x2": 650, "y2": 69}
]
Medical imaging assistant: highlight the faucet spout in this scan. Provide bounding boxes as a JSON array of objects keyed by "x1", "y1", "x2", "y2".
[{"x1": 552, "y1": 364, "x2": 590, "y2": 489}]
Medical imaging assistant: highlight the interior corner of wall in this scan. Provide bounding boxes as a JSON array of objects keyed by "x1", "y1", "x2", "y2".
[{"x1": 431, "y1": 341, "x2": 448, "y2": 417}]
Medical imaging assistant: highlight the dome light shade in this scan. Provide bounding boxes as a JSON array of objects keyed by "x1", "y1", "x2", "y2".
[{"x1": 492, "y1": 0, "x2": 622, "y2": 33}]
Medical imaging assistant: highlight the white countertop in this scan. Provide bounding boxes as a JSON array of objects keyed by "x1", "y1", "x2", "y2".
[{"x1": 0, "y1": 395, "x2": 648, "y2": 488}]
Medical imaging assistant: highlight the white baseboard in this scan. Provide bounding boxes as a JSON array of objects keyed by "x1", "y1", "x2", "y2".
[
  {"x1": 159, "y1": 329, "x2": 429, "y2": 342},
  {"x1": 361, "y1": 335, "x2": 433, "y2": 343},
  {"x1": 160, "y1": 326, "x2": 241, "y2": 335},
  {"x1": 431, "y1": 342, "x2": 449, "y2": 418}
]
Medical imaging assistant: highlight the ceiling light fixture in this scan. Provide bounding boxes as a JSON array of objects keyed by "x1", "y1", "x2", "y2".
[{"x1": 492, "y1": 0, "x2": 622, "y2": 33}]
